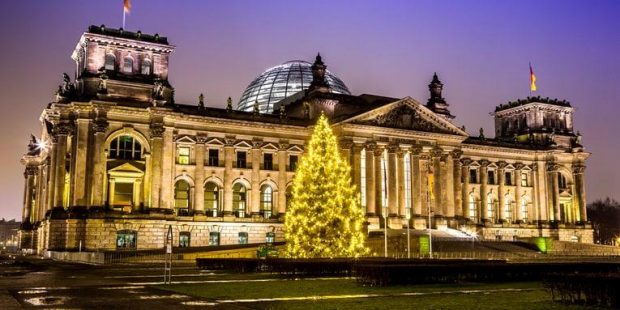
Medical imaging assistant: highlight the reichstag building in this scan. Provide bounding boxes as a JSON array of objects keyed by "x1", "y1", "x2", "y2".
[{"x1": 18, "y1": 25, "x2": 592, "y2": 253}]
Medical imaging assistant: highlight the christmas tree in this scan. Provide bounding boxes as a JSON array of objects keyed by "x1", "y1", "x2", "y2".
[{"x1": 284, "y1": 114, "x2": 368, "y2": 258}]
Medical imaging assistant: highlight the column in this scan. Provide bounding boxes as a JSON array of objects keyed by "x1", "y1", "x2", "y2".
[
  {"x1": 531, "y1": 163, "x2": 543, "y2": 222},
  {"x1": 277, "y1": 142, "x2": 288, "y2": 216},
  {"x1": 250, "y1": 140, "x2": 261, "y2": 216},
  {"x1": 160, "y1": 128, "x2": 174, "y2": 209},
  {"x1": 22, "y1": 166, "x2": 36, "y2": 223},
  {"x1": 351, "y1": 144, "x2": 362, "y2": 208},
  {"x1": 452, "y1": 150, "x2": 463, "y2": 218},
  {"x1": 480, "y1": 160, "x2": 489, "y2": 222},
  {"x1": 397, "y1": 149, "x2": 406, "y2": 218},
  {"x1": 387, "y1": 144, "x2": 399, "y2": 218},
  {"x1": 514, "y1": 163, "x2": 524, "y2": 222},
  {"x1": 132, "y1": 179, "x2": 142, "y2": 212},
  {"x1": 374, "y1": 147, "x2": 384, "y2": 215},
  {"x1": 72, "y1": 120, "x2": 89, "y2": 207},
  {"x1": 365, "y1": 143, "x2": 376, "y2": 216},
  {"x1": 411, "y1": 146, "x2": 422, "y2": 217},
  {"x1": 149, "y1": 123, "x2": 164, "y2": 209},
  {"x1": 431, "y1": 148, "x2": 442, "y2": 217},
  {"x1": 461, "y1": 159, "x2": 471, "y2": 220},
  {"x1": 224, "y1": 138, "x2": 235, "y2": 216},
  {"x1": 497, "y1": 161, "x2": 507, "y2": 222},
  {"x1": 108, "y1": 178, "x2": 116, "y2": 206},
  {"x1": 444, "y1": 153, "x2": 455, "y2": 218},
  {"x1": 420, "y1": 154, "x2": 430, "y2": 217},
  {"x1": 90, "y1": 118, "x2": 107, "y2": 207},
  {"x1": 193, "y1": 136, "x2": 206, "y2": 214},
  {"x1": 547, "y1": 163, "x2": 560, "y2": 222},
  {"x1": 572, "y1": 164, "x2": 587, "y2": 222},
  {"x1": 53, "y1": 123, "x2": 71, "y2": 208},
  {"x1": 45, "y1": 156, "x2": 55, "y2": 214}
]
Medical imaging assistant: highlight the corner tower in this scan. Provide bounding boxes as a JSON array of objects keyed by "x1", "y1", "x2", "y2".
[
  {"x1": 426, "y1": 73, "x2": 454, "y2": 120},
  {"x1": 70, "y1": 25, "x2": 175, "y2": 105}
]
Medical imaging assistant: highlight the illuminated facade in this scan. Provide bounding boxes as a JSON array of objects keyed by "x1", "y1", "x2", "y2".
[{"x1": 19, "y1": 25, "x2": 592, "y2": 253}]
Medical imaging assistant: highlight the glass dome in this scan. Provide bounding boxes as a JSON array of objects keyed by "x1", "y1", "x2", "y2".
[{"x1": 237, "y1": 60, "x2": 351, "y2": 113}]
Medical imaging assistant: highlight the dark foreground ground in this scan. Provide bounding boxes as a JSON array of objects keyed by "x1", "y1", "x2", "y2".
[{"x1": 0, "y1": 254, "x2": 603, "y2": 309}]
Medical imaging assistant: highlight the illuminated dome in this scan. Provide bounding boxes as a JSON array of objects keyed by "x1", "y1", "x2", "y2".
[{"x1": 237, "y1": 60, "x2": 351, "y2": 113}]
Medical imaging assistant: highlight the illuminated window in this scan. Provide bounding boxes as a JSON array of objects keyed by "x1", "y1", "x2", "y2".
[
  {"x1": 113, "y1": 182, "x2": 133, "y2": 207},
  {"x1": 236, "y1": 151, "x2": 246, "y2": 168},
  {"x1": 233, "y1": 183, "x2": 247, "y2": 218},
  {"x1": 263, "y1": 153, "x2": 273, "y2": 170},
  {"x1": 504, "y1": 195, "x2": 512, "y2": 223},
  {"x1": 404, "y1": 152, "x2": 411, "y2": 212},
  {"x1": 177, "y1": 146, "x2": 190, "y2": 164},
  {"x1": 204, "y1": 182, "x2": 219, "y2": 217},
  {"x1": 208, "y1": 149, "x2": 219, "y2": 166},
  {"x1": 289, "y1": 155, "x2": 298, "y2": 171},
  {"x1": 174, "y1": 180, "x2": 190, "y2": 215},
  {"x1": 109, "y1": 135, "x2": 142, "y2": 160},
  {"x1": 266, "y1": 232, "x2": 275, "y2": 244},
  {"x1": 122, "y1": 56, "x2": 133, "y2": 73},
  {"x1": 520, "y1": 197, "x2": 528, "y2": 222},
  {"x1": 116, "y1": 230, "x2": 137, "y2": 249},
  {"x1": 360, "y1": 149, "x2": 367, "y2": 211},
  {"x1": 179, "y1": 232, "x2": 190, "y2": 247},
  {"x1": 521, "y1": 172, "x2": 529, "y2": 187},
  {"x1": 238, "y1": 232, "x2": 248, "y2": 244},
  {"x1": 380, "y1": 150, "x2": 388, "y2": 211},
  {"x1": 487, "y1": 194, "x2": 494, "y2": 221},
  {"x1": 209, "y1": 232, "x2": 220, "y2": 246},
  {"x1": 468, "y1": 193, "x2": 476, "y2": 221},
  {"x1": 141, "y1": 58, "x2": 151, "y2": 75},
  {"x1": 105, "y1": 54, "x2": 115, "y2": 71},
  {"x1": 260, "y1": 185, "x2": 273, "y2": 218}
]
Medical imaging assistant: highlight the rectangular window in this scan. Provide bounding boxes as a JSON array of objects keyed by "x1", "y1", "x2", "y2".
[
  {"x1": 521, "y1": 173, "x2": 528, "y2": 187},
  {"x1": 469, "y1": 169, "x2": 478, "y2": 183},
  {"x1": 238, "y1": 232, "x2": 248, "y2": 245},
  {"x1": 177, "y1": 146, "x2": 190, "y2": 165},
  {"x1": 208, "y1": 149, "x2": 219, "y2": 167},
  {"x1": 179, "y1": 232, "x2": 190, "y2": 247},
  {"x1": 505, "y1": 172, "x2": 513, "y2": 186},
  {"x1": 263, "y1": 153, "x2": 273, "y2": 170},
  {"x1": 266, "y1": 232, "x2": 275, "y2": 244},
  {"x1": 113, "y1": 182, "x2": 134, "y2": 206},
  {"x1": 360, "y1": 149, "x2": 367, "y2": 211},
  {"x1": 209, "y1": 232, "x2": 220, "y2": 246},
  {"x1": 289, "y1": 155, "x2": 298, "y2": 171},
  {"x1": 116, "y1": 230, "x2": 137, "y2": 249},
  {"x1": 236, "y1": 151, "x2": 247, "y2": 168},
  {"x1": 487, "y1": 170, "x2": 495, "y2": 185}
]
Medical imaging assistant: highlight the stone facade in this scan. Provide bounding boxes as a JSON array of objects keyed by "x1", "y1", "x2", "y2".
[{"x1": 19, "y1": 25, "x2": 592, "y2": 254}]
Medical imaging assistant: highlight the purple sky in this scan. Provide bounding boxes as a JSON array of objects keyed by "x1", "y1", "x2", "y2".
[{"x1": 0, "y1": 0, "x2": 618, "y2": 220}]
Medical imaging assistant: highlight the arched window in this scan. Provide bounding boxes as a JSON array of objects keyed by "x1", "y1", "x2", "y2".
[
  {"x1": 504, "y1": 195, "x2": 512, "y2": 223},
  {"x1": 486, "y1": 194, "x2": 494, "y2": 221},
  {"x1": 233, "y1": 183, "x2": 247, "y2": 218},
  {"x1": 204, "y1": 182, "x2": 220, "y2": 217},
  {"x1": 105, "y1": 54, "x2": 116, "y2": 71},
  {"x1": 260, "y1": 185, "x2": 273, "y2": 218},
  {"x1": 558, "y1": 173, "x2": 568, "y2": 190},
  {"x1": 468, "y1": 193, "x2": 476, "y2": 222},
  {"x1": 141, "y1": 58, "x2": 152, "y2": 75},
  {"x1": 109, "y1": 135, "x2": 143, "y2": 160},
  {"x1": 520, "y1": 197, "x2": 528, "y2": 222},
  {"x1": 174, "y1": 180, "x2": 190, "y2": 216},
  {"x1": 122, "y1": 56, "x2": 134, "y2": 73}
]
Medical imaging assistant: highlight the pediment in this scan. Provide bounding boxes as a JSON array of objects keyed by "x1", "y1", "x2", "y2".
[
  {"x1": 108, "y1": 162, "x2": 145, "y2": 174},
  {"x1": 205, "y1": 138, "x2": 224, "y2": 146},
  {"x1": 261, "y1": 142, "x2": 279, "y2": 151},
  {"x1": 287, "y1": 145, "x2": 304, "y2": 153},
  {"x1": 175, "y1": 135, "x2": 196, "y2": 144},
  {"x1": 234, "y1": 140, "x2": 253, "y2": 149},
  {"x1": 340, "y1": 98, "x2": 467, "y2": 136}
]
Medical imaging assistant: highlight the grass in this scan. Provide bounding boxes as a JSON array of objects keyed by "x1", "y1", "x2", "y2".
[{"x1": 155, "y1": 277, "x2": 594, "y2": 309}]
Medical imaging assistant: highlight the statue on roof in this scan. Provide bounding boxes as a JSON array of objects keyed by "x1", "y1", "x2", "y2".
[
  {"x1": 198, "y1": 93, "x2": 205, "y2": 109},
  {"x1": 26, "y1": 134, "x2": 40, "y2": 156},
  {"x1": 226, "y1": 97, "x2": 233, "y2": 113}
]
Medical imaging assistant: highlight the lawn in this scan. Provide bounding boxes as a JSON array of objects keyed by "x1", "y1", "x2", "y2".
[{"x1": 156, "y1": 277, "x2": 593, "y2": 309}]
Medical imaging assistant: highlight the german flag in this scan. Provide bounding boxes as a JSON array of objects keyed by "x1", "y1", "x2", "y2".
[
  {"x1": 529, "y1": 63, "x2": 537, "y2": 92},
  {"x1": 124, "y1": 0, "x2": 131, "y2": 14}
]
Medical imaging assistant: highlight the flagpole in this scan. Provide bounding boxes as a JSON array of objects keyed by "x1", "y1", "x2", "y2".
[{"x1": 123, "y1": 10, "x2": 126, "y2": 29}]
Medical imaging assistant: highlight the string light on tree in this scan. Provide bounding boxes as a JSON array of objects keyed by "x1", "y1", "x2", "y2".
[{"x1": 284, "y1": 113, "x2": 369, "y2": 258}]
